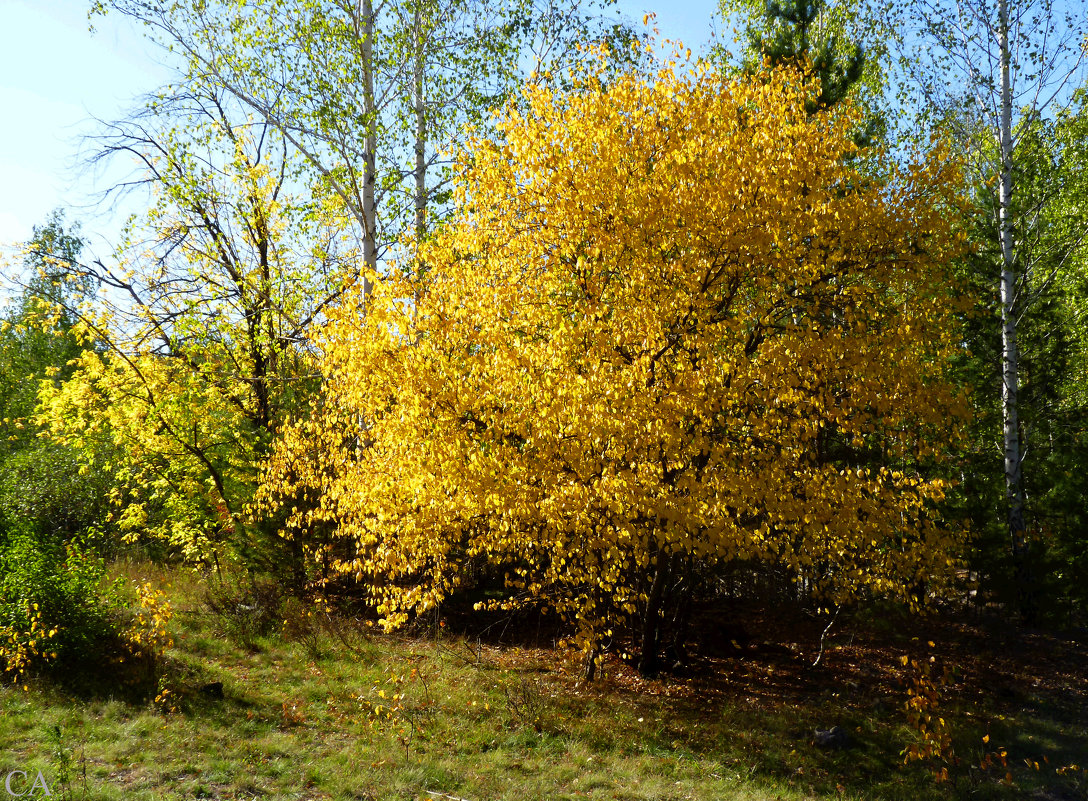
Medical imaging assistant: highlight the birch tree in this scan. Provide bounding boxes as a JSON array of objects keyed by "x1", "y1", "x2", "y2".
[
  {"x1": 883, "y1": 0, "x2": 1088, "y2": 618},
  {"x1": 95, "y1": 0, "x2": 635, "y2": 287}
]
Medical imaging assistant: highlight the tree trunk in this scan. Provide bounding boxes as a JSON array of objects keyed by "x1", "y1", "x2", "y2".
[
  {"x1": 360, "y1": 0, "x2": 378, "y2": 299},
  {"x1": 582, "y1": 640, "x2": 601, "y2": 682},
  {"x1": 637, "y1": 545, "x2": 671, "y2": 677},
  {"x1": 667, "y1": 554, "x2": 693, "y2": 668},
  {"x1": 996, "y1": 0, "x2": 1032, "y2": 621},
  {"x1": 413, "y1": 1, "x2": 427, "y2": 242}
]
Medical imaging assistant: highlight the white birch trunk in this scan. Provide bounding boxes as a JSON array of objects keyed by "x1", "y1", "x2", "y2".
[
  {"x1": 361, "y1": 0, "x2": 378, "y2": 300},
  {"x1": 996, "y1": 0, "x2": 1029, "y2": 607},
  {"x1": 413, "y1": 1, "x2": 427, "y2": 242}
]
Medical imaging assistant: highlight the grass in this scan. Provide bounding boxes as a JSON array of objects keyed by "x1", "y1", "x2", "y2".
[{"x1": 0, "y1": 562, "x2": 1084, "y2": 801}]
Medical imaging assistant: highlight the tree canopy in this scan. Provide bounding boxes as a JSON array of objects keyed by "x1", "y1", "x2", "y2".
[
  {"x1": 33, "y1": 87, "x2": 356, "y2": 572},
  {"x1": 260, "y1": 51, "x2": 971, "y2": 672}
]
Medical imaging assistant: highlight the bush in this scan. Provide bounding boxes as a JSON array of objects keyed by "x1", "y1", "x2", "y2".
[
  {"x1": 204, "y1": 572, "x2": 283, "y2": 650},
  {"x1": 0, "y1": 442, "x2": 111, "y2": 546},
  {"x1": 0, "y1": 530, "x2": 177, "y2": 694},
  {"x1": 0, "y1": 529, "x2": 119, "y2": 682}
]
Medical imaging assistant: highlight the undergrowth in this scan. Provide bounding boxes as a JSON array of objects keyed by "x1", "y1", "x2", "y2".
[{"x1": 0, "y1": 562, "x2": 1082, "y2": 801}]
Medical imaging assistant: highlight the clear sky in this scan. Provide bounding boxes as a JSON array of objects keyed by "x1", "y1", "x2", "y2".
[
  {"x1": 0, "y1": 0, "x2": 171, "y2": 253},
  {"x1": 0, "y1": 0, "x2": 725, "y2": 259}
]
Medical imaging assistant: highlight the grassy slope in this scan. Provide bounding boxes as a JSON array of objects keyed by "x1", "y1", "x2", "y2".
[{"x1": 0, "y1": 564, "x2": 1084, "y2": 801}]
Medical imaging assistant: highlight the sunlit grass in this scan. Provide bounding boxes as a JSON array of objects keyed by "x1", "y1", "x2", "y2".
[{"x1": 0, "y1": 562, "x2": 1082, "y2": 801}]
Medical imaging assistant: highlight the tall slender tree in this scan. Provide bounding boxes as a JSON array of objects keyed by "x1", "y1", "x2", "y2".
[
  {"x1": 882, "y1": 0, "x2": 1088, "y2": 619},
  {"x1": 96, "y1": 0, "x2": 636, "y2": 287}
]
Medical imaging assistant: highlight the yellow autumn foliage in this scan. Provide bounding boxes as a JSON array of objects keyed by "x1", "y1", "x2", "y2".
[
  {"x1": 261, "y1": 52, "x2": 970, "y2": 653},
  {"x1": 34, "y1": 118, "x2": 357, "y2": 566}
]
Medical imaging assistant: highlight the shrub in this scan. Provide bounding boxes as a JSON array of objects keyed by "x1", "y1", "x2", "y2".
[
  {"x1": 122, "y1": 580, "x2": 175, "y2": 690},
  {"x1": 204, "y1": 572, "x2": 283, "y2": 649},
  {"x1": 0, "y1": 442, "x2": 111, "y2": 547},
  {"x1": 0, "y1": 530, "x2": 118, "y2": 683}
]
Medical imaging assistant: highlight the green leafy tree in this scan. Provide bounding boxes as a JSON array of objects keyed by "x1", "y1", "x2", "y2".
[
  {"x1": 34, "y1": 85, "x2": 357, "y2": 577},
  {"x1": 881, "y1": 0, "x2": 1088, "y2": 619},
  {"x1": 722, "y1": 0, "x2": 889, "y2": 135},
  {"x1": 0, "y1": 212, "x2": 112, "y2": 544},
  {"x1": 1, "y1": 211, "x2": 92, "y2": 456},
  {"x1": 747, "y1": 0, "x2": 864, "y2": 110}
]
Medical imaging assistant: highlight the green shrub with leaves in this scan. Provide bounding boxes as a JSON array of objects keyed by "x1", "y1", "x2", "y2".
[
  {"x1": 0, "y1": 443, "x2": 113, "y2": 548},
  {"x1": 0, "y1": 529, "x2": 120, "y2": 683}
]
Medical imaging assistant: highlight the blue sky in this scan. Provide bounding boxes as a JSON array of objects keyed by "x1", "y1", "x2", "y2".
[
  {"x1": 0, "y1": 0, "x2": 171, "y2": 253},
  {"x1": 0, "y1": 0, "x2": 724, "y2": 258}
]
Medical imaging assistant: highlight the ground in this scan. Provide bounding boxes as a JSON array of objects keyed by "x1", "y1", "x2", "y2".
[{"x1": 0, "y1": 562, "x2": 1084, "y2": 801}]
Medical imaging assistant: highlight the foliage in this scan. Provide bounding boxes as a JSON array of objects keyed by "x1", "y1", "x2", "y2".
[
  {"x1": 0, "y1": 211, "x2": 121, "y2": 577},
  {"x1": 0, "y1": 531, "x2": 178, "y2": 693},
  {"x1": 0, "y1": 309, "x2": 81, "y2": 454},
  {"x1": 736, "y1": 0, "x2": 890, "y2": 149},
  {"x1": 720, "y1": 0, "x2": 891, "y2": 121},
  {"x1": 0, "y1": 531, "x2": 118, "y2": 683},
  {"x1": 0, "y1": 441, "x2": 113, "y2": 546},
  {"x1": 1013, "y1": 91, "x2": 1088, "y2": 619},
  {"x1": 0, "y1": 211, "x2": 122, "y2": 559},
  {"x1": 262, "y1": 50, "x2": 971, "y2": 671},
  {"x1": 61, "y1": 0, "x2": 641, "y2": 584},
  {"x1": 37, "y1": 345, "x2": 253, "y2": 565},
  {"x1": 746, "y1": 0, "x2": 863, "y2": 109},
  {"x1": 34, "y1": 87, "x2": 354, "y2": 576},
  {"x1": 0, "y1": 599, "x2": 58, "y2": 687},
  {"x1": 901, "y1": 644, "x2": 957, "y2": 779},
  {"x1": 123, "y1": 581, "x2": 175, "y2": 674}
]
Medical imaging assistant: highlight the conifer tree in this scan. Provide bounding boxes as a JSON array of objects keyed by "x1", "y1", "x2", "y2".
[
  {"x1": 748, "y1": 0, "x2": 864, "y2": 111},
  {"x1": 743, "y1": 0, "x2": 886, "y2": 148}
]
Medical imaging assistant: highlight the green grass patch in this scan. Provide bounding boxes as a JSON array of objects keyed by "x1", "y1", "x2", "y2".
[{"x1": 0, "y1": 564, "x2": 1084, "y2": 801}]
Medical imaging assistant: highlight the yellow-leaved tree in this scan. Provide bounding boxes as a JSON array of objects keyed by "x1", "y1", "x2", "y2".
[
  {"x1": 35, "y1": 85, "x2": 359, "y2": 579},
  {"x1": 261, "y1": 49, "x2": 970, "y2": 676}
]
